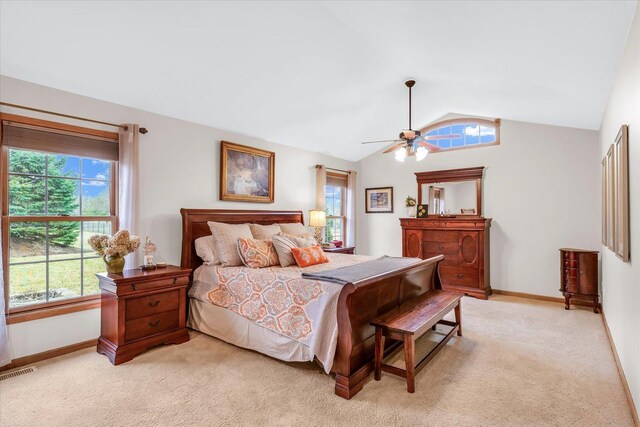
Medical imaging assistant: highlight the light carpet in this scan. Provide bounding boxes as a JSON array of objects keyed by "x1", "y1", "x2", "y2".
[{"x1": 0, "y1": 295, "x2": 634, "y2": 426}]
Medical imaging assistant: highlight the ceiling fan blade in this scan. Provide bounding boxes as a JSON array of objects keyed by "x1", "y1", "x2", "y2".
[
  {"x1": 416, "y1": 140, "x2": 440, "y2": 152},
  {"x1": 382, "y1": 142, "x2": 406, "y2": 154},
  {"x1": 422, "y1": 134, "x2": 462, "y2": 140},
  {"x1": 361, "y1": 139, "x2": 403, "y2": 145}
]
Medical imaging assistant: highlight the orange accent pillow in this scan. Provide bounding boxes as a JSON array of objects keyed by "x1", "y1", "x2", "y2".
[
  {"x1": 237, "y1": 238, "x2": 280, "y2": 268},
  {"x1": 290, "y1": 245, "x2": 329, "y2": 268}
]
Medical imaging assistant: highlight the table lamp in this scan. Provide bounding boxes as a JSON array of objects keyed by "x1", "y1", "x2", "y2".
[{"x1": 309, "y1": 210, "x2": 326, "y2": 244}]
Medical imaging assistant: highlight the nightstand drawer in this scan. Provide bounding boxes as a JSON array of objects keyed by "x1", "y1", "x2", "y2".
[
  {"x1": 126, "y1": 290, "x2": 180, "y2": 320},
  {"x1": 125, "y1": 276, "x2": 189, "y2": 294},
  {"x1": 424, "y1": 242, "x2": 458, "y2": 255},
  {"x1": 125, "y1": 310, "x2": 179, "y2": 342}
]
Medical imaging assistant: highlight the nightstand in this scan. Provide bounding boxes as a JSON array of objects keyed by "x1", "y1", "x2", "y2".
[
  {"x1": 96, "y1": 265, "x2": 191, "y2": 365},
  {"x1": 323, "y1": 246, "x2": 355, "y2": 254}
]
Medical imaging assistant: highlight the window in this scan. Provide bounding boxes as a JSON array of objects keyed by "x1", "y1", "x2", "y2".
[
  {"x1": 421, "y1": 118, "x2": 500, "y2": 151},
  {"x1": 324, "y1": 172, "x2": 347, "y2": 243},
  {"x1": 2, "y1": 116, "x2": 118, "y2": 315}
]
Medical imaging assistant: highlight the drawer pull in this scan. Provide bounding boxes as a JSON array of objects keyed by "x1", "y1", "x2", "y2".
[
  {"x1": 148, "y1": 319, "x2": 160, "y2": 327},
  {"x1": 148, "y1": 300, "x2": 160, "y2": 308},
  {"x1": 437, "y1": 244, "x2": 444, "y2": 250},
  {"x1": 173, "y1": 277, "x2": 177, "y2": 284},
  {"x1": 132, "y1": 284, "x2": 137, "y2": 291},
  {"x1": 456, "y1": 273, "x2": 464, "y2": 279},
  {"x1": 564, "y1": 261, "x2": 568, "y2": 266}
]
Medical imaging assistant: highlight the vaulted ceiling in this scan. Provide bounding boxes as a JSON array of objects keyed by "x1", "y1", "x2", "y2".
[{"x1": 0, "y1": 1, "x2": 636, "y2": 161}]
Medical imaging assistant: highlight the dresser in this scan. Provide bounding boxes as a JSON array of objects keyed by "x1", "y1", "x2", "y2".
[
  {"x1": 96, "y1": 265, "x2": 191, "y2": 365},
  {"x1": 401, "y1": 217, "x2": 492, "y2": 299},
  {"x1": 559, "y1": 248, "x2": 599, "y2": 313}
]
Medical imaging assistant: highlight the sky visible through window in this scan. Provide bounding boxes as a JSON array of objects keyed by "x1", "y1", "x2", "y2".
[{"x1": 426, "y1": 123, "x2": 496, "y2": 150}]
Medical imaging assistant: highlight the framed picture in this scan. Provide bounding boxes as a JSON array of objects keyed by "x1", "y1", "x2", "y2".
[
  {"x1": 614, "y1": 125, "x2": 629, "y2": 261},
  {"x1": 416, "y1": 204, "x2": 428, "y2": 218},
  {"x1": 220, "y1": 141, "x2": 275, "y2": 203},
  {"x1": 601, "y1": 157, "x2": 607, "y2": 246},
  {"x1": 606, "y1": 144, "x2": 615, "y2": 250},
  {"x1": 365, "y1": 187, "x2": 393, "y2": 213}
]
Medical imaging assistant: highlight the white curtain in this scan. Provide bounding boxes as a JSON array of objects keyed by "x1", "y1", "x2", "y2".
[
  {"x1": 118, "y1": 124, "x2": 140, "y2": 266},
  {"x1": 0, "y1": 227, "x2": 11, "y2": 367},
  {"x1": 316, "y1": 165, "x2": 326, "y2": 210},
  {"x1": 346, "y1": 170, "x2": 357, "y2": 247}
]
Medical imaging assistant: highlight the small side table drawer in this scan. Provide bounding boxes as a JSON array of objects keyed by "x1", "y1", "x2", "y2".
[
  {"x1": 126, "y1": 290, "x2": 180, "y2": 320},
  {"x1": 125, "y1": 310, "x2": 180, "y2": 342}
]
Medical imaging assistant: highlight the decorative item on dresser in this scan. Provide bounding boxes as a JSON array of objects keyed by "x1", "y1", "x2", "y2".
[
  {"x1": 323, "y1": 246, "x2": 355, "y2": 254},
  {"x1": 559, "y1": 248, "x2": 599, "y2": 313},
  {"x1": 96, "y1": 265, "x2": 191, "y2": 365},
  {"x1": 400, "y1": 167, "x2": 492, "y2": 299}
]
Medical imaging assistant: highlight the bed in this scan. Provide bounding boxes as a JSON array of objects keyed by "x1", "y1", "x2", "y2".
[{"x1": 180, "y1": 208, "x2": 442, "y2": 399}]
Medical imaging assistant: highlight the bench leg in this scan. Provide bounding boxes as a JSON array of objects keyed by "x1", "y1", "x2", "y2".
[
  {"x1": 404, "y1": 333, "x2": 415, "y2": 393},
  {"x1": 454, "y1": 301, "x2": 462, "y2": 337},
  {"x1": 374, "y1": 327, "x2": 384, "y2": 381}
]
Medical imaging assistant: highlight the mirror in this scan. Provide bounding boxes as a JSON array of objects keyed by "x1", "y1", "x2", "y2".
[
  {"x1": 415, "y1": 167, "x2": 484, "y2": 217},
  {"x1": 420, "y1": 181, "x2": 478, "y2": 215}
]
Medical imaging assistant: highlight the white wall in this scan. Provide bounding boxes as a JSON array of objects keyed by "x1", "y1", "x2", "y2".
[
  {"x1": 598, "y1": 4, "x2": 640, "y2": 415},
  {"x1": 0, "y1": 75, "x2": 357, "y2": 359},
  {"x1": 357, "y1": 116, "x2": 601, "y2": 297}
]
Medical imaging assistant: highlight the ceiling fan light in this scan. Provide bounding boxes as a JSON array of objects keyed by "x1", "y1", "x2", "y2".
[
  {"x1": 415, "y1": 146, "x2": 429, "y2": 161},
  {"x1": 394, "y1": 147, "x2": 407, "y2": 162}
]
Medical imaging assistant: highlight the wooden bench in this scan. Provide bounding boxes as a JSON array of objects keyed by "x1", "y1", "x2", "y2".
[{"x1": 370, "y1": 290, "x2": 462, "y2": 393}]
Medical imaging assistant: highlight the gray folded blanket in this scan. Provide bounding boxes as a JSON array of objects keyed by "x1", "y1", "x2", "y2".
[{"x1": 301, "y1": 256, "x2": 421, "y2": 285}]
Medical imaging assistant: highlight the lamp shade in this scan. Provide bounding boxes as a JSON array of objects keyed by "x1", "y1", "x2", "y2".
[{"x1": 309, "y1": 210, "x2": 327, "y2": 227}]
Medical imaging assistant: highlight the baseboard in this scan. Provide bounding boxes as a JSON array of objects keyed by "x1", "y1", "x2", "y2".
[
  {"x1": 601, "y1": 309, "x2": 639, "y2": 426},
  {"x1": 0, "y1": 338, "x2": 97, "y2": 372},
  {"x1": 492, "y1": 289, "x2": 601, "y2": 309}
]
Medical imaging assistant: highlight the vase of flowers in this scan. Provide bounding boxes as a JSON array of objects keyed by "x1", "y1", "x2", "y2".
[
  {"x1": 405, "y1": 196, "x2": 417, "y2": 217},
  {"x1": 89, "y1": 230, "x2": 140, "y2": 274}
]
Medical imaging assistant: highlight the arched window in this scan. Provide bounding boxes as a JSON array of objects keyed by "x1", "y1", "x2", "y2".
[{"x1": 421, "y1": 118, "x2": 501, "y2": 151}]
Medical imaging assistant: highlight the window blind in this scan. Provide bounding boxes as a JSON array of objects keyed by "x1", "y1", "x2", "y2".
[{"x1": 2, "y1": 121, "x2": 118, "y2": 161}]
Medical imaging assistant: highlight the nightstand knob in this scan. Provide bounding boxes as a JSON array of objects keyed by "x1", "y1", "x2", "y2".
[
  {"x1": 148, "y1": 300, "x2": 160, "y2": 308},
  {"x1": 148, "y1": 319, "x2": 160, "y2": 327}
]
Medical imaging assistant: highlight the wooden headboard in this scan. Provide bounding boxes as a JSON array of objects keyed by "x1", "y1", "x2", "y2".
[{"x1": 180, "y1": 209, "x2": 304, "y2": 276}]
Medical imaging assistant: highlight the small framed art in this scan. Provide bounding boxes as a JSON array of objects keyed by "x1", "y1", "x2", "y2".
[
  {"x1": 365, "y1": 187, "x2": 393, "y2": 213},
  {"x1": 220, "y1": 141, "x2": 275, "y2": 203}
]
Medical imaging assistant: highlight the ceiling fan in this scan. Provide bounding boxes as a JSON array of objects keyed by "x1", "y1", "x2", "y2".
[{"x1": 361, "y1": 80, "x2": 461, "y2": 161}]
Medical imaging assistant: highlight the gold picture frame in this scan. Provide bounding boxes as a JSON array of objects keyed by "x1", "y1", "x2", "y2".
[
  {"x1": 606, "y1": 144, "x2": 615, "y2": 250},
  {"x1": 614, "y1": 125, "x2": 629, "y2": 261},
  {"x1": 220, "y1": 141, "x2": 275, "y2": 203}
]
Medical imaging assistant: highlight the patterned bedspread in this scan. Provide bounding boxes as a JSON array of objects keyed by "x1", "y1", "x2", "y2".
[{"x1": 189, "y1": 253, "x2": 373, "y2": 372}]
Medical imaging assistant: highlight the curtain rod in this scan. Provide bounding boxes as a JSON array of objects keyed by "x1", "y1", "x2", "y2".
[
  {"x1": 316, "y1": 164, "x2": 352, "y2": 174},
  {"x1": 0, "y1": 102, "x2": 148, "y2": 134}
]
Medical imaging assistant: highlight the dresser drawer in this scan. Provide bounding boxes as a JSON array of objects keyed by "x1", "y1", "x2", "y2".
[
  {"x1": 563, "y1": 276, "x2": 578, "y2": 293},
  {"x1": 125, "y1": 310, "x2": 179, "y2": 342},
  {"x1": 424, "y1": 242, "x2": 459, "y2": 255},
  {"x1": 562, "y1": 267, "x2": 578, "y2": 278},
  {"x1": 562, "y1": 259, "x2": 578, "y2": 268},
  {"x1": 423, "y1": 252, "x2": 458, "y2": 266},
  {"x1": 439, "y1": 266, "x2": 478, "y2": 287},
  {"x1": 123, "y1": 276, "x2": 189, "y2": 294},
  {"x1": 424, "y1": 231, "x2": 458, "y2": 243},
  {"x1": 126, "y1": 290, "x2": 180, "y2": 320}
]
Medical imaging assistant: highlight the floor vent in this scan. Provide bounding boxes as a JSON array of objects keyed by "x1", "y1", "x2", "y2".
[{"x1": 0, "y1": 366, "x2": 37, "y2": 381}]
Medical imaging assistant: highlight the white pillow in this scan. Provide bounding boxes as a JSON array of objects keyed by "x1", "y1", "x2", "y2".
[
  {"x1": 278, "y1": 222, "x2": 312, "y2": 237},
  {"x1": 293, "y1": 236, "x2": 317, "y2": 248},
  {"x1": 271, "y1": 234, "x2": 299, "y2": 267},
  {"x1": 194, "y1": 235, "x2": 220, "y2": 266},
  {"x1": 207, "y1": 221, "x2": 253, "y2": 267},
  {"x1": 249, "y1": 223, "x2": 281, "y2": 240}
]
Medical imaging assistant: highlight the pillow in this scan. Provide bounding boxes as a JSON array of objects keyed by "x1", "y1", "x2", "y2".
[
  {"x1": 290, "y1": 245, "x2": 329, "y2": 268},
  {"x1": 194, "y1": 235, "x2": 220, "y2": 265},
  {"x1": 237, "y1": 238, "x2": 280, "y2": 268},
  {"x1": 249, "y1": 223, "x2": 281, "y2": 240},
  {"x1": 272, "y1": 234, "x2": 299, "y2": 267},
  {"x1": 207, "y1": 221, "x2": 253, "y2": 267},
  {"x1": 293, "y1": 236, "x2": 317, "y2": 248},
  {"x1": 278, "y1": 222, "x2": 311, "y2": 237}
]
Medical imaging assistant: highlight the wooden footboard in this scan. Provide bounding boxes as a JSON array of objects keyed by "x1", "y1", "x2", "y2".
[{"x1": 331, "y1": 255, "x2": 443, "y2": 399}]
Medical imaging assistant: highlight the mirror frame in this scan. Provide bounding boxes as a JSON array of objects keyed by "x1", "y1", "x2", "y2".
[{"x1": 415, "y1": 166, "x2": 485, "y2": 217}]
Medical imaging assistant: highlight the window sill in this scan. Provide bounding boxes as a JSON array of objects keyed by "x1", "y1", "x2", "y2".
[{"x1": 5, "y1": 297, "x2": 101, "y2": 325}]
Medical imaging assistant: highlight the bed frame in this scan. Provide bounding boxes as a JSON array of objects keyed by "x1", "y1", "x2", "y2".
[{"x1": 180, "y1": 208, "x2": 442, "y2": 399}]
